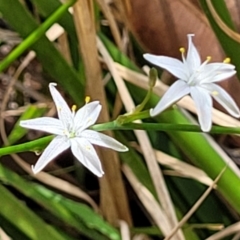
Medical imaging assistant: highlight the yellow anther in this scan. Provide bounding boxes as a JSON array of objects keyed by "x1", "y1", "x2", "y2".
[
  {"x1": 211, "y1": 91, "x2": 219, "y2": 96},
  {"x1": 223, "y1": 57, "x2": 231, "y2": 63},
  {"x1": 71, "y1": 104, "x2": 77, "y2": 112},
  {"x1": 86, "y1": 145, "x2": 91, "y2": 150},
  {"x1": 179, "y1": 47, "x2": 185, "y2": 53},
  {"x1": 206, "y1": 56, "x2": 211, "y2": 62},
  {"x1": 85, "y1": 96, "x2": 90, "y2": 103}
]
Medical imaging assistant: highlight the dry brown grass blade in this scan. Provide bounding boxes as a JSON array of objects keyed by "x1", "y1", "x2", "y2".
[
  {"x1": 154, "y1": 150, "x2": 213, "y2": 186},
  {"x1": 96, "y1": 0, "x2": 123, "y2": 50},
  {"x1": 119, "y1": 220, "x2": 130, "y2": 240},
  {"x1": 205, "y1": 222, "x2": 240, "y2": 240},
  {"x1": 97, "y1": 37, "x2": 184, "y2": 239},
  {"x1": 72, "y1": 0, "x2": 131, "y2": 224},
  {"x1": 0, "y1": 228, "x2": 11, "y2": 240},
  {"x1": 122, "y1": 164, "x2": 173, "y2": 236},
  {"x1": 58, "y1": 31, "x2": 72, "y2": 65},
  {"x1": 164, "y1": 165, "x2": 227, "y2": 240}
]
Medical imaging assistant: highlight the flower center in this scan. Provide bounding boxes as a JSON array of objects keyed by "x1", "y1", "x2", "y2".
[
  {"x1": 188, "y1": 56, "x2": 212, "y2": 86},
  {"x1": 64, "y1": 129, "x2": 76, "y2": 138}
]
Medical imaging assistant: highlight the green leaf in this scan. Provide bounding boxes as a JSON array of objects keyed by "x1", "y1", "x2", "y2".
[
  {"x1": 0, "y1": 0, "x2": 84, "y2": 104},
  {"x1": 0, "y1": 184, "x2": 67, "y2": 240},
  {"x1": 30, "y1": 0, "x2": 80, "y2": 69},
  {"x1": 200, "y1": 0, "x2": 240, "y2": 79},
  {"x1": 7, "y1": 105, "x2": 47, "y2": 145},
  {"x1": 0, "y1": 165, "x2": 121, "y2": 240}
]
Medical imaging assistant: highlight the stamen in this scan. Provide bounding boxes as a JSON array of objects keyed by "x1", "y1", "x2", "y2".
[
  {"x1": 211, "y1": 91, "x2": 219, "y2": 96},
  {"x1": 206, "y1": 56, "x2": 211, "y2": 62},
  {"x1": 71, "y1": 104, "x2": 77, "y2": 113},
  {"x1": 85, "y1": 145, "x2": 91, "y2": 150},
  {"x1": 223, "y1": 57, "x2": 231, "y2": 63},
  {"x1": 85, "y1": 96, "x2": 90, "y2": 103},
  {"x1": 179, "y1": 47, "x2": 185, "y2": 53}
]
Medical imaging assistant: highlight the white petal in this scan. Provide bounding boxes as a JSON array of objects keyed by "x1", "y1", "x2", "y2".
[
  {"x1": 150, "y1": 80, "x2": 190, "y2": 116},
  {"x1": 74, "y1": 101, "x2": 102, "y2": 131},
  {"x1": 70, "y1": 138, "x2": 104, "y2": 177},
  {"x1": 143, "y1": 54, "x2": 187, "y2": 80},
  {"x1": 204, "y1": 62, "x2": 235, "y2": 72},
  {"x1": 200, "y1": 63, "x2": 236, "y2": 83},
  {"x1": 49, "y1": 83, "x2": 73, "y2": 128},
  {"x1": 20, "y1": 117, "x2": 64, "y2": 135},
  {"x1": 186, "y1": 34, "x2": 201, "y2": 72},
  {"x1": 81, "y1": 130, "x2": 128, "y2": 152},
  {"x1": 203, "y1": 83, "x2": 240, "y2": 117},
  {"x1": 190, "y1": 86, "x2": 213, "y2": 132},
  {"x1": 32, "y1": 136, "x2": 70, "y2": 174}
]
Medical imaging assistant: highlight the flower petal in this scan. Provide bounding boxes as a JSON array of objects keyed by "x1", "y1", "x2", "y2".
[
  {"x1": 190, "y1": 86, "x2": 213, "y2": 132},
  {"x1": 70, "y1": 138, "x2": 104, "y2": 177},
  {"x1": 74, "y1": 101, "x2": 102, "y2": 131},
  {"x1": 81, "y1": 130, "x2": 128, "y2": 152},
  {"x1": 49, "y1": 83, "x2": 73, "y2": 128},
  {"x1": 202, "y1": 83, "x2": 240, "y2": 118},
  {"x1": 200, "y1": 63, "x2": 236, "y2": 83},
  {"x1": 150, "y1": 80, "x2": 190, "y2": 117},
  {"x1": 32, "y1": 136, "x2": 70, "y2": 174},
  {"x1": 186, "y1": 34, "x2": 201, "y2": 72},
  {"x1": 143, "y1": 54, "x2": 187, "y2": 80},
  {"x1": 20, "y1": 117, "x2": 64, "y2": 135}
]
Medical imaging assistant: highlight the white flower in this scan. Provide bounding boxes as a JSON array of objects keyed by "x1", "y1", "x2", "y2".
[
  {"x1": 144, "y1": 34, "x2": 240, "y2": 131},
  {"x1": 20, "y1": 83, "x2": 128, "y2": 177}
]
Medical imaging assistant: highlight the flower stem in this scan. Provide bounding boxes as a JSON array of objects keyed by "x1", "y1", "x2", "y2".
[{"x1": 91, "y1": 121, "x2": 240, "y2": 134}]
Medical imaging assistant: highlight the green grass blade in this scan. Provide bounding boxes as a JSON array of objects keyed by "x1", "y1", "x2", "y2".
[
  {"x1": 0, "y1": 183, "x2": 68, "y2": 240},
  {"x1": 0, "y1": 0, "x2": 84, "y2": 103},
  {"x1": 7, "y1": 105, "x2": 47, "y2": 145},
  {"x1": 0, "y1": 165, "x2": 121, "y2": 240},
  {"x1": 200, "y1": 0, "x2": 240, "y2": 79},
  {"x1": 30, "y1": 0, "x2": 80, "y2": 69}
]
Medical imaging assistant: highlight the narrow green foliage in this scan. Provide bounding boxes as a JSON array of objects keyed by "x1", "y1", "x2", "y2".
[
  {"x1": 30, "y1": 0, "x2": 80, "y2": 69},
  {"x1": 0, "y1": 183, "x2": 68, "y2": 240},
  {"x1": 7, "y1": 105, "x2": 47, "y2": 145},
  {"x1": 0, "y1": 165, "x2": 121, "y2": 240},
  {"x1": 0, "y1": 136, "x2": 53, "y2": 156},
  {"x1": 0, "y1": 0, "x2": 84, "y2": 103},
  {"x1": 200, "y1": 0, "x2": 240, "y2": 80}
]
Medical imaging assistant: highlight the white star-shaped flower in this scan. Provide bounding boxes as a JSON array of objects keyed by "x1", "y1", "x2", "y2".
[
  {"x1": 20, "y1": 83, "x2": 128, "y2": 177},
  {"x1": 144, "y1": 34, "x2": 240, "y2": 131}
]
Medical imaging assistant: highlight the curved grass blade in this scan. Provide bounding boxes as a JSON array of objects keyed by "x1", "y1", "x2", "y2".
[
  {"x1": 0, "y1": 0, "x2": 84, "y2": 103},
  {"x1": 0, "y1": 165, "x2": 121, "y2": 240}
]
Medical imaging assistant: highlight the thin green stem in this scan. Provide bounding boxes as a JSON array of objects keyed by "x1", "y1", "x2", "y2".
[
  {"x1": 91, "y1": 121, "x2": 240, "y2": 134},
  {"x1": 1, "y1": 122, "x2": 240, "y2": 157},
  {"x1": 0, "y1": 136, "x2": 53, "y2": 156},
  {"x1": 116, "y1": 110, "x2": 150, "y2": 124},
  {"x1": 134, "y1": 89, "x2": 153, "y2": 113},
  {"x1": 0, "y1": 0, "x2": 76, "y2": 72}
]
